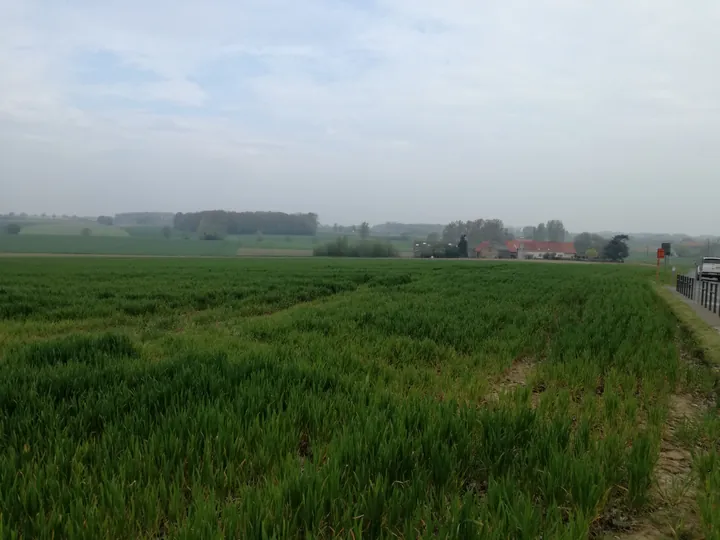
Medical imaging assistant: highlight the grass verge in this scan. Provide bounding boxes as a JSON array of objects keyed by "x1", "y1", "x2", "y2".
[
  {"x1": 656, "y1": 286, "x2": 720, "y2": 366},
  {"x1": 653, "y1": 285, "x2": 720, "y2": 539}
]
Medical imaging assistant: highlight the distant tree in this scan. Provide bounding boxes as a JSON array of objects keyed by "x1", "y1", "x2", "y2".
[
  {"x1": 5, "y1": 223, "x2": 21, "y2": 235},
  {"x1": 332, "y1": 223, "x2": 339, "y2": 233},
  {"x1": 574, "y1": 232, "x2": 606, "y2": 255},
  {"x1": 97, "y1": 216, "x2": 114, "y2": 226},
  {"x1": 114, "y1": 212, "x2": 175, "y2": 227},
  {"x1": 173, "y1": 210, "x2": 318, "y2": 236},
  {"x1": 546, "y1": 220, "x2": 566, "y2": 242},
  {"x1": 479, "y1": 219, "x2": 508, "y2": 244},
  {"x1": 534, "y1": 223, "x2": 547, "y2": 241},
  {"x1": 359, "y1": 222, "x2": 370, "y2": 240},
  {"x1": 522, "y1": 225, "x2": 535, "y2": 239},
  {"x1": 313, "y1": 236, "x2": 399, "y2": 258},
  {"x1": 458, "y1": 234, "x2": 469, "y2": 257},
  {"x1": 585, "y1": 248, "x2": 598, "y2": 259},
  {"x1": 574, "y1": 233, "x2": 591, "y2": 255},
  {"x1": 442, "y1": 218, "x2": 513, "y2": 248},
  {"x1": 81, "y1": 228, "x2": 92, "y2": 237},
  {"x1": 603, "y1": 234, "x2": 630, "y2": 261},
  {"x1": 162, "y1": 226, "x2": 172, "y2": 239},
  {"x1": 256, "y1": 230, "x2": 264, "y2": 242},
  {"x1": 197, "y1": 215, "x2": 227, "y2": 240},
  {"x1": 426, "y1": 232, "x2": 440, "y2": 243},
  {"x1": 442, "y1": 221, "x2": 466, "y2": 243}
]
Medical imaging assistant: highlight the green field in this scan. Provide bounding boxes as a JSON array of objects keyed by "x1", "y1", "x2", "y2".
[
  {"x1": 0, "y1": 231, "x2": 414, "y2": 257},
  {"x1": 0, "y1": 259, "x2": 717, "y2": 538},
  {"x1": 0, "y1": 235, "x2": 241, "y2": 256},
  {"x1": 18, "y1": 221, "x2": 131, "y2": 237},
  {"x1": 122, "y1": 225, "x2": 174, "y2": 238}
]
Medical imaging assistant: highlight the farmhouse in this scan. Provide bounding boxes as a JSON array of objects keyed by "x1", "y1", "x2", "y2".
[
  {"x1": 474, "y1": 241, "x2": 514, "y2": 259},
  {"x1": 507, "y1": 240, "x2": 576, "y2": 259}
]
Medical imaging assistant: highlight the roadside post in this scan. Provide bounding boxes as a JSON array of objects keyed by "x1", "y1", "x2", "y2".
[
  {"x1": 661, "y1": 242, "x2": 671, "y2": 271},
  {"x1": 656, "y1": 248, "x2": 665, "y2": 283}
]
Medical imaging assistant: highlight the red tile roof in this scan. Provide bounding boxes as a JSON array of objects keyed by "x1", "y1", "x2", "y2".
[
  {"x1": 506, "y1": 240, "x2": 575, "y2": 254},
  {"x1": 474, "y1": 241, "x2": 491, "y2": 252}
]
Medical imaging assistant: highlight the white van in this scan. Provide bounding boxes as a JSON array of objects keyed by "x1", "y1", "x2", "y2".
[{"x1": 696, "y1": 257, "x2": 720, "y2": 281}]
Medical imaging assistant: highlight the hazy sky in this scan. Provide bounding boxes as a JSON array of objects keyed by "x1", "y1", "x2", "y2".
[{"x1": 2, "y1": 1, "x2": 719, "y2": 234}]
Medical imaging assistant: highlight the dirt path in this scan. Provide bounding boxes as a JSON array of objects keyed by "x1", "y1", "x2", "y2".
[
  {"x1": 482, "y1": 356, "x2": 543, "y2": 408},
  {"x1": 618, "y1": 393, "x2": 701, "y2": 539}
]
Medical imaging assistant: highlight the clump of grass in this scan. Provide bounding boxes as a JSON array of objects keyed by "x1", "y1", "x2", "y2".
[
  {"x1": 626, "y1": 430, "x2": 660, "y2": 508},
  {"x1": 18, "y1": 333, "x2": 139, "y2": 367}
]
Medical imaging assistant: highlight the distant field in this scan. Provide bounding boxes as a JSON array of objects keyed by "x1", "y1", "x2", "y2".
[
  {"x1": 0, "y1": 235, "x2": 239, "y2": 256},
  {"x1": 19, "y1": 221, "x2": 130, "y2": 237},
  {"x1": 121, "y1": 225, "x2": 171, "y2": 238},
  {"x1": 0, "y1": 231, "x2": 415, "y2": 256},
  {"x1": 0, "y1": 259, "x2": 717, "y2": 537},
  {"x1": 236, "y1": 248, "x2": 313, "y2": 257},
  {"x1": 626, "y1": 252, "x2": 698, "y2": 270},
  {"x1": 230, "y1": 233, "x2": 413, "y2": 251}
]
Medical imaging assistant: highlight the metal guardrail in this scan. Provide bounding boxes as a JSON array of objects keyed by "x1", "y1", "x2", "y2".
[
  {"x1": 677, "y1": 275, "x2": 695, "y2": 299},
  {"x1": 676, "y1": 274, "x2": 720, "y2": 314}
]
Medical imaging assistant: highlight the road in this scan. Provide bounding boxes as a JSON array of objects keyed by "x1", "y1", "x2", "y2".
[{"x1": 681, "y1": 270, "x2": 720, "y2": 312}]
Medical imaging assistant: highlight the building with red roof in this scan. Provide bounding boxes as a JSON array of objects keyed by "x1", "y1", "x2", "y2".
[
  {"x1": 474, "y1": 239, "x2": 576, "y2": 259},
  {"x1": 507, "y1": 240, "x2": 576, "y2": 259},
  {"x1": 473, "y1": 241, "x2": 513, "y2": 259}
]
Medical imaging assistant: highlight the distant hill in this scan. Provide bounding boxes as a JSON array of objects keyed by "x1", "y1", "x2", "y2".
[
  {"x1": 370, "y1": 222, "x2": 444, "y2": 237},
  {"x1": 114, "y1": 212, "x2": 174, "y2": 227}
]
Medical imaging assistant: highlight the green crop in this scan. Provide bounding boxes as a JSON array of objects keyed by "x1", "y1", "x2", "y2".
[{"x1": 0, "y1": 258, "x2": 714, "y2": 538}]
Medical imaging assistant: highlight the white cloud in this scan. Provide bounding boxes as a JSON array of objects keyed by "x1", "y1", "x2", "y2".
[
  {"x1": 1, "y1": 0, "x2": 720, "y2": 233},
  {"x1": 76, "y1": 80, "x2": 207, "y2": 107}
]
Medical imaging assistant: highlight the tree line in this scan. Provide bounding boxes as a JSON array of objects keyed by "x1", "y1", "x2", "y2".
[
  {"x1": 330, "y1": 223, "x2": 372, "y2": 238},
  {"x1": 114, "y1": 212, "x2": 174, "y2": 226},
  {"x1": 573, "y1": 232, "x2": 629, "y2": 261},
  {"x1": 173, "y1": 211, "x2": 319, "y2": 239},
  {"x1": 441, "y1": 219, "x2": 514, "y2": 246},
  {"x1": 520, "y1": 220, "x2": 567, "y2": 242},
  {"x1": 436, "y1": 218, "x2": 629, "y2": 261},
  {"x1": 439, "y1": 219, "x2": 567, "y2": 246},
  {"x1": 313, "y1": 236, "x2": 398, "y2": 258}
]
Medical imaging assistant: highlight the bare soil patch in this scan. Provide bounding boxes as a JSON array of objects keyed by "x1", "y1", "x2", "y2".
[
  {"x1": 483, "y1": 357, "x2": 540, "y2": 406},
  {"x1": 612, "y1": 393, "x2": 703, "y2": 540}
]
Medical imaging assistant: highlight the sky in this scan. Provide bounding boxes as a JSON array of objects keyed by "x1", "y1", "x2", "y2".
[{"x1": 1, "y1": 1, "x2": 720, "y2": 234}]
